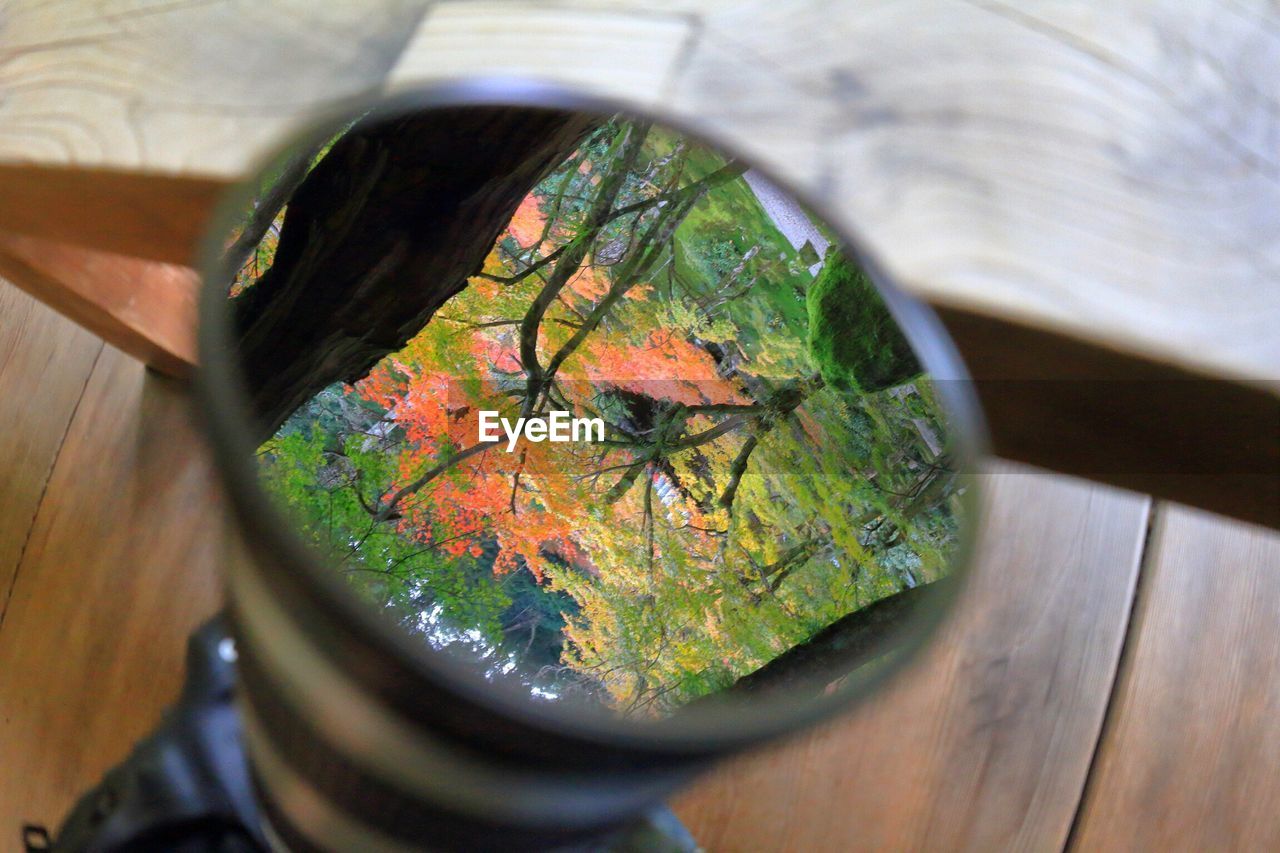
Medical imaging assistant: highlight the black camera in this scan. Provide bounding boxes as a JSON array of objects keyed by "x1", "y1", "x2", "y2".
[{"x1": 33, "y1": 81, "x2": 983, "y2": 852}]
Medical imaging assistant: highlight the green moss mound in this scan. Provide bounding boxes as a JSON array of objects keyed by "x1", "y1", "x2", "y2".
[{"x1": 807, "y1": 251, "x2": 921, "y2": 393}]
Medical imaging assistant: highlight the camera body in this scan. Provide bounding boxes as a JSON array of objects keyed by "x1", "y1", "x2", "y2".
[
  {"x1": 32, "y1": 619, "x2": 697, "y2": 852},
  {"x1": 27, "y1": 619, "x2": 263, "y2": 852}
]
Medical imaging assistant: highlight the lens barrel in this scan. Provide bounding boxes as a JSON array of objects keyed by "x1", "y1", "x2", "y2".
[
  {"x1": 196, "y1": 78, "x2": 986, "y2": 853},
  {"x1": 225, "y1": 522, "x2": 706, "y2": 851}
]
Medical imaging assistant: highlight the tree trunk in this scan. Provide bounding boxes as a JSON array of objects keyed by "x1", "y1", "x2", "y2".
[
  {"x1": 232, "y1": 106, "x2": 597, "y2": 439},
  {"x1": 728, "y1": 577, "x2": 948, "y2": 696}
]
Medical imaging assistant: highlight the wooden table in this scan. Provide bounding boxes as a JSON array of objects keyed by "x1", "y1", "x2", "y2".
[{"x1": 1, "y1": 3, "x2": 1278, "y2": 850}]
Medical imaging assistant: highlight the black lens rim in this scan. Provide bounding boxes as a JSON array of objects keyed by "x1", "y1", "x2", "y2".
[{"x1": 195, "y1": 76, "x2": 990, "y2": 760}]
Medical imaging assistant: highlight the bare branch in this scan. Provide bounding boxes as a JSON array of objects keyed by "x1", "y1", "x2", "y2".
[{"x1": 718, "y1": 433, "x2": 760, "y2": 509}]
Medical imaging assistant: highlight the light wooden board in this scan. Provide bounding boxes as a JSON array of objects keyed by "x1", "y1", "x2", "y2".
[
  {"x1": 673, "y1": 467, "x2": 1150, "y2": 851},
  {"x1": 1, "y1": 0, "x2": 1277, "y2": 390},
  {"x1": 0, "y1": 281, "x2": 102, "y2": 627},
  {"x1": 0, "y1": 340, "x2": 224, "y2": 833},
  {"x1": 1071, "y1": 506, "x2": 1280, "y2": 851},
  {"x1": 0, "y1": 1, "x2": 429, "y2": 262},
  {"x1": 0, "y1": 1, "x2": 430, "y2": 176},
  {"x1": 386, "y1": 3, "x2": 693, "y2": 106}
]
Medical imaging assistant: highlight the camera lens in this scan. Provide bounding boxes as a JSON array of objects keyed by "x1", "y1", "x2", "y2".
[{"x1": 197, "y1": 80, "x2": 982, "y2": 850}]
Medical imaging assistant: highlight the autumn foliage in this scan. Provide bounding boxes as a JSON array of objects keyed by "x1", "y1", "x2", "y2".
[{"x1": 252, "y1": 116, "x2": 961, "y2": 715}]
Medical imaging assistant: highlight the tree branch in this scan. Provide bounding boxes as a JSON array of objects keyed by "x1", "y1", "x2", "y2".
[
  {"x1": 519, "y1": 122, "x2": 652, "y2": 408},
  {"x1": 726, "y1": 578, "x2": 949, "y2": 697},
  {"x1": 718, "y1": 432, "x2": 760, "y2": 509}
]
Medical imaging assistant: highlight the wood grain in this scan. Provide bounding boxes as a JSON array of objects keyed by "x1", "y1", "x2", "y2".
[
  {"x1": 673, "y1": 465, "x2": 1151, "y2": 851},
  {"x1": 0, "y1": 234, "x2": 198, "y2": 377},
  {"x1": 0, "y1": 2, "x2": 1276, "y2": 846},
  {"x1": 2, "y1": 0, "x2": 1276, "y2": 389},
  {"x1": 386, "y1": 3, "x2": 693, "y2": 105},
  {"x1": 1071, "y1": 506, "x2": 1280, "y2": 851},
  {"x1": 0, "y1": 341, "x2": 224, "y2": 834},
  {"x1": 0, "y1": 281, "x2": 102, "y2": 627},
  {"x1": 0, "y1": 1, "x2": 430, "y2": 177}
]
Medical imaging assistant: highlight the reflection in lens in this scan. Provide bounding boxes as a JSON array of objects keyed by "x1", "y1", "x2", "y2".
[{"x1": 226, "y1": 106, "x2": 964, "y2": 719}]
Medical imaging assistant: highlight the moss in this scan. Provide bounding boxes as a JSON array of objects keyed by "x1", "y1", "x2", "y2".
[{"x1": 807, "y1": 250, "x2": 920, "y2": 393}]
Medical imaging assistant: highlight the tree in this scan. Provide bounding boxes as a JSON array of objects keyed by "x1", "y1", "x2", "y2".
[
  {"x1": 244, "y1": 111, "x2": 963, "y2": 714},
  {"x1": 232, "y1": 106, "x2": 598, "y2": 438},
  {"x1": 807, "y1": 249, "x2": 921, "y2": 393}
]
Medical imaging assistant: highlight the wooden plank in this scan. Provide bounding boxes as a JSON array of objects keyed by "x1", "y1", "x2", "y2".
[
  {"x1": 0, "y1": 280, "x2": 102, "y2": 626},
  {"x1": 937, "y1": 307, "x2": 1280, "y2": 530},
  {"x1": 0, "y1": 164, "x2": 228, "y2": 266},
  {"x1": 1071, "y1": 506, "x2": 1280, "y2": 851},
  {"x1": 0, "y1": 0, "x2": 430, "y2": 265},
  {"x1": 0, "y1": 345, "x2": 224, "y2": 834},
  {"x1": 3, "y1": 0, "x2": 1275, "y2": 390},
  {"x1": 0, "y1": 234, "x2": 198, "y2": 377},
  {"x1": 0, "y1": 0, "x2": 430, "y2": 177},
  {"x1": 386, "y1": 3, "x2": 692, "y2": 106},
  {"x1": 673, "y1": 464, "x2": 1151, "y2": 851}
]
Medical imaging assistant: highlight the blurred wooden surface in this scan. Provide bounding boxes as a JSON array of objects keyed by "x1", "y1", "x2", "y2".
[
  {"x1": 0, "y1": 234, "x2": 198, "y2": 376},
  {"x1": 0, "y1": 284, "x2": 102, "y2": 612},
  {"x1": 0, "y1": 285, "x2": 224, "y2": 832},
  {"x1": 1072, "y1": 506, "x2": 1280, "y2": 851},
  {"x1": 0, "y1": 165, "x2": 227, "y2": 266},
  {"x1": 673, "y1": 474, "x2": 1149, "y2": 850},
  {"x1": 2, "y1": 274, "x2": 1277, "y2": 849},
  {"x1": 1, "y1": 0, "x2": 1277, "y2": 386}
]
